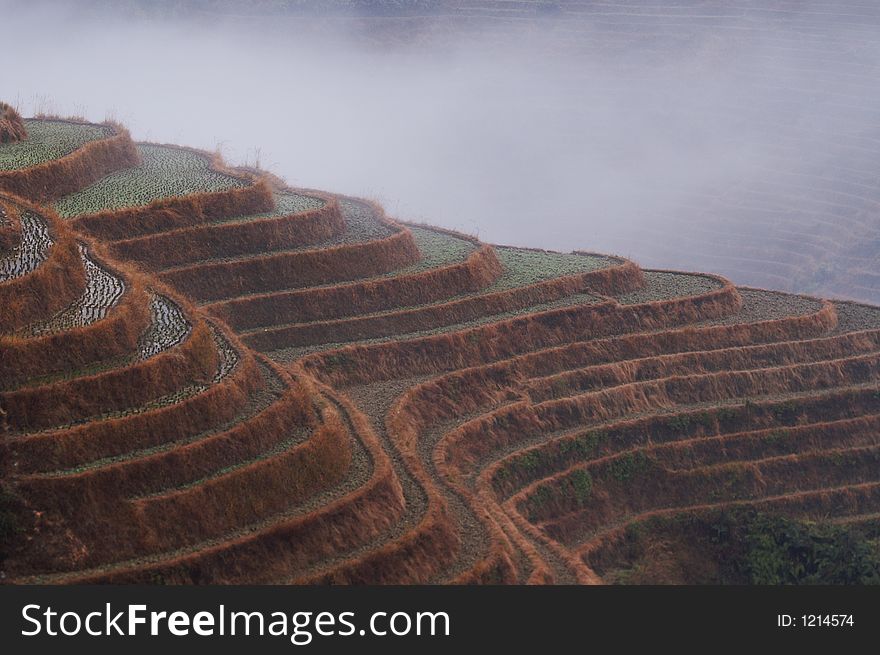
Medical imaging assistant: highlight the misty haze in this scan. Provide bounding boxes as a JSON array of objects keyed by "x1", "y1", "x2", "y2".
[{"x1": 6, "y1": 0, "x2": 880, "y2": 303}]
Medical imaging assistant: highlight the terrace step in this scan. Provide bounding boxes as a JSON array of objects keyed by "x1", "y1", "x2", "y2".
[
  {"x1": 7, "y1": 326, "x2": 263, "y2": 477},
  {"x1": 206, "y1": 225, "x2": 499, "y2": 331},
  {"x1": 580, "y1": 481, "x2": 880, "y2": 575},
  {"x1": 108, "y1": 189, "x2": 342, "y2": 270},
  {"x1": 0, "y1": 119, "x2": 138, "y2": 203},
  {"x1": 0, "y1": 120, "x2": 112, "y2": 173},
  {"x1": 540, "y1": 444, "x2": 880, "y2": 550},
  {"x1": 523, "y1": 330, "x2": 880, "y2": 403},
  {"x1": 0, "y1": 197, "x2": 87, "y2": 334},
  {"x1": 61, "y1": 144, "x2": 272, "y2": 240},
  {"x1": 17, "y1": 244, "x2": 124, "y2": 337},
  {"x1": 489, "y1": 386, "x2": 880, "y2": 501},
  {"x1": 297, "y1": 268, "x2": 741, "y2": 385},
  {"x1": 521, "y1": 417, "x2": 880, "y2": 531},
  {"x1": 0, "y1": 294, "x2": 219, "y2": 433},
  {"x1": 14, "y1": 389, "x2": 395, "y2": 584},
  {"x1": 158, "y1": 198, "x2": 420, "y2": 302},
  {"x1": 158, "y1": 196, "x2": 388, "y2": 272},
  {"x1": 246, "y1": 250, "x2": 637, "y2": 353}
]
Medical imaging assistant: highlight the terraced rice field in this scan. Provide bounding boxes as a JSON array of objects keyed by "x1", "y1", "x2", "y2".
[
  {"x1": 3, "y1": 2, "x2": 880, "y2": 582},
  {"x1": 53, "y1": 144, "x2": 247, "y2": 218},
  {"x1": 0, "y1": 210, "x2": 51, "y2": 281},
  {"x1": 262, "y1": 247, "x2": 615, "y2": 358},
  {"x1": 0, "y1": 120, "x2": 111, "y2": 171},
  {"x1": 216, "y1": 190, "x2": 325, "y2": 224},
  {"x1": 19, "y1": 245, "x2": 124, "y2": 337}
]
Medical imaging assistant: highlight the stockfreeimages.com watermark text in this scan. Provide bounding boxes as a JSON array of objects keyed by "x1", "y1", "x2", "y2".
[{"x1": 22, "y1": 603, "x2": 451, "y2": 645}]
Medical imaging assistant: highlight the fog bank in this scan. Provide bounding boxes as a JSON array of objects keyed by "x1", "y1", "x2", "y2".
[{"x1": 3, "y1": 0, "x2": 878, "y2": 273}]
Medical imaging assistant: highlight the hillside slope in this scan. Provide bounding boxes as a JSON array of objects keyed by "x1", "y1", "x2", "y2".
[{"x1": 1, "y1": 115, "x2": 879, "y2": 584}]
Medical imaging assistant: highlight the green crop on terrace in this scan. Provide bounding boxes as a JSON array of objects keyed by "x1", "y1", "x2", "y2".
[
  {"x1": 187, "y1": 197, "x2": 394, "y2": 267},
  {"x1": 618, "y1": 270, "x2": 722, "y2": 305},
  {"x1": 487, "y1": 247, "x2": 613, "y2": 291},
  {"x1": 352, "y1": 244, "x2": 613, "y2": 313},
  {"x1": 54, "y1": 144, "x2": 247, "y2": 218},
  {"x1": 0, "y1": 120, "x2": 111, "y2": 171},
  {"x1": 402, "y1": 226, "x2": 475, "y2": 272},
  {"x1": 707, "y1": 288, "x2": 823, "y2": 328},
  {"x1": 231, "y1": 197, "x2": 395, "y2": 253},
  {"x1": 214, "y1": 190, "x2": 325, "y2": 224},
  {"x1": 324, "y1": 198, "x2": 396, "y2": 246}
]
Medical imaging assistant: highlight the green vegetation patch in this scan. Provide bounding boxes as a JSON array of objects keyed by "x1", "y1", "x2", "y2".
[
  {"x1": 605, "y1": 451, "x2": 651, "y2": 482},
  {"x1": 399, "y1": 226, "x2": 475, "y2": 274},
  {"x1": 0, "y1": 120, "x2": 112, "y2": 171},
  {"x1": 489, "y1": 247, "x2": 614, "y2": 291},
  {"x1": 600, "y1": 510, "x2": 880, "y2": 585},
  {"x1": 213, "y1": 189, "x2": 326, "y2": 224},
  {"x1": 524, "y1": 468, "x2": 594, "y2": 517},
  {"x1": 735, "y1": 513, "x2": 880, "y2": 584},
  {"x1": 495, "y1": 429, "x2": 606, "y2": 494},
  {"x1": 707, "y1": 288, "x2": 824, "y2": 328},
  {"x1": 617, "y1": 270, "x2": 722, "y2": 305},
  {"x1": 54, "y1": 144, "x2": 247, "y2": 218}
]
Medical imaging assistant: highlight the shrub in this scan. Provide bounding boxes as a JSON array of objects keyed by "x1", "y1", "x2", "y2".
[
  {"x1": 707, "y1": 510, "x2": 880, "y2": 585},
  {"x1": 560, "y1": 430, "x2": 604, "y2": 458},
  {"x1": 665, "y1": 414, "x2": 691, "y2": 433},
  {"x1": 744, "y1": 514, "x2": 880, "y2": 585},
  {"x1": 772, "y1": 400, "x2": 800, "y2": 424},
  {"x1": 0, "y1": 102, "x2": 27, "y2": 143},
  {"x1": 607, "y1": 452, "x2": 650, "y2": 482},
  {"x1": 570, "y1": 470, "x2": 593, "y2": 504}
]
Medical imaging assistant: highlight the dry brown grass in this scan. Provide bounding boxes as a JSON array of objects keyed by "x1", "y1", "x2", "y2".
[
  {"x1": 210, "y1": 243, "x2": 504, "y2": 331},
  {"x1": 0, "y1": 102, "x2": 27, "y2": 143},
  {"x1": 162, "y1": 223, "x2": 421, "y2": 302},
  {"x1": 109, "y1": 191, "x2": 345, "y2": 270},
  {"x1": 9, "y1": 352, "x2": 263, "y2": 473},
  {"x1": 302, "y1": 275, "x2": 742, "y2": 387},
  {"x1": 0, "y1": 120, "x2": 139, "y2": 202},
  {"x1": 244, "y1": 258, "x2": 643, "y2": 351},
  {"x1": 0, "y1": 195, "x2": 87, "y2": 332},
  {"x1": 72, "y1": 147, "x2": 274, "y2": 241}
]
